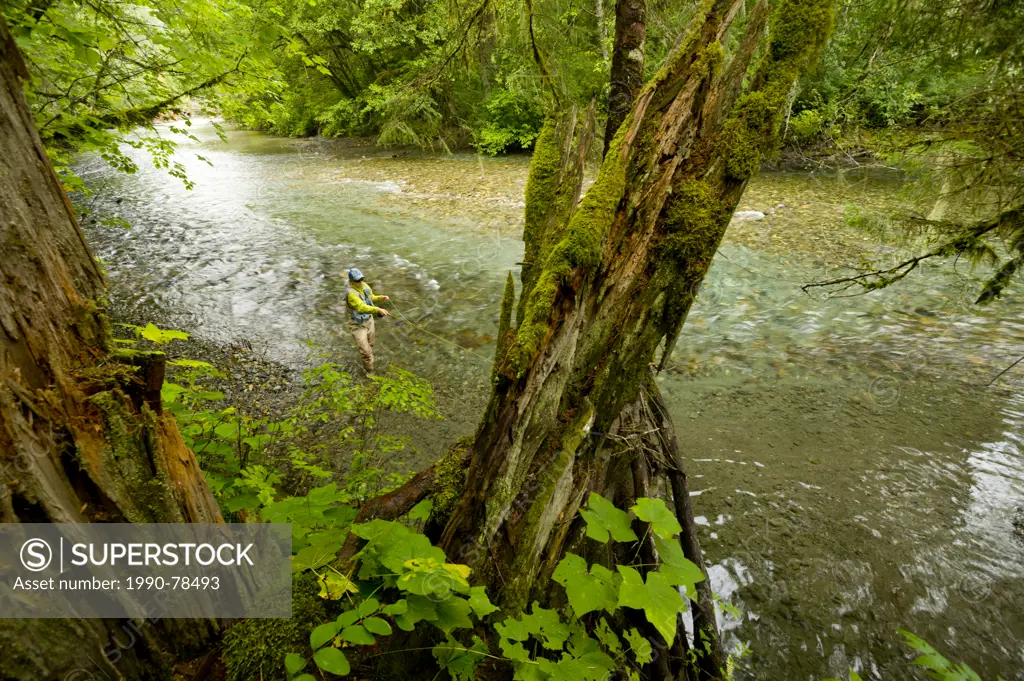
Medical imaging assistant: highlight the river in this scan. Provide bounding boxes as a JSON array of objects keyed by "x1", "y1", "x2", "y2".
[{"x1": 76, "y1": 120, "x2": 1024, "y2": 680}]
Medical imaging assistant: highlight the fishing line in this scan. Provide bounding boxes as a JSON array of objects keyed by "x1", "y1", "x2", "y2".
[{"x1": 385, "y1": 299, "x2": 492, "y2": 364}]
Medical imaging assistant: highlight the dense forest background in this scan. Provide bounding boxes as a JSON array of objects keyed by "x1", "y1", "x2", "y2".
[{"x1": 4, "y1": 0, "x2": 1022, "y2": 299}]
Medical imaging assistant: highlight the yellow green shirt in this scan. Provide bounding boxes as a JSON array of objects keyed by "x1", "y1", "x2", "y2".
[{"x1": 346, "y1": 281, "x2": 386, "y2": 317}]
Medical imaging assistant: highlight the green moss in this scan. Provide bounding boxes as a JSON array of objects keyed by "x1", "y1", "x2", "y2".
[
  {"x1": 768, "y1": 0, "x2": 836, "y2": 62},
  {"x1": 694, "y1": 40, "x2": 724, "y2": 79},
  {"x1": 111, "y1": 348, "x2": 165, "y2": 363},
  {"x1": 72, "y1": 298, "x2": 113, "y2": 352},
  {"x1": 85, "y1": 390, "x2": 179, "y2": 522},
  {"x1": 430, "y1": 438, "x2": 471, "y2": 524},
  {"x1": 722, "y1": 0, "x2": 835, "y2": 178},
  {"x1": 522, "y1": 119, "x2": 562, "y2": 258},
  {"x1": 492, "y1": 272, "x2": 518, "y2": 383},
  {"x1": 222, "y1": 573, "x2": 329, "y2": 681},
  {"x1": 76, "y1": 361, "x2": 140, "y2": 392},
  {"x1": 512, "y1": 126, "x2": 629, "y2": 374}
]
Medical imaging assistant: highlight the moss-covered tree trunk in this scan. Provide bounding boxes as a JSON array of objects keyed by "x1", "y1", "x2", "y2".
[
  {"x1": 0, "y1": 16, "x2": 222, "y2": 680},
  {"x1": 434, "y1": 0, "x2": 834, "y2": 677}
]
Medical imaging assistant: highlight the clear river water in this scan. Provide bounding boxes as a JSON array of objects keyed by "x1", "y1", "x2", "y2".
[{"x1": 76, "y1": 120, "x2": 1024, "y2": 680}]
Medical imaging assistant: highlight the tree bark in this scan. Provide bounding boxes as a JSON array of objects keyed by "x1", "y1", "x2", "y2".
[
  {"x1": 604, "y1": 0, "x2": 647, "y2": 155},
  {"x1": 437, "y1": 0, "x2": 831, "y2": 678},
  {"x1": 0, "y1": 15, "x2": 222, "y2": 679}
]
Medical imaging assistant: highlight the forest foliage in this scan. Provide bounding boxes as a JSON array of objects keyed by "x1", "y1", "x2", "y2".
[{"x1": 4, "y1": 0, "x2": 1021, "y2": 299}]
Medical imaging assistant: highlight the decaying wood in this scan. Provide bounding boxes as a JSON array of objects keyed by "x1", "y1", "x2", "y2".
[
  {"x1": 605, "y1": 0, "x2": 647, "y2": 154},
  {"x1": 0, "y1": 15, "x2": 222, "y2": 679}
]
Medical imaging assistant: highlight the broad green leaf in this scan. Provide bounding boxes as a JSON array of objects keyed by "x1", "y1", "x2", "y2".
[
  {"x1": 435, "y1": 595, "x2": 474, "y2": 631},
  {"x1": 580, "y1": 493, "x2": 637, "y2": 543},
  {"x1": 538, "y1": 650, "x2": 616, "y2": 681},
  {"x1": 317, "y1": 571, "x2": 357, "y2": 600},
  {"x1": 652, "y1": 534, "x2": 706, "y2": 597},
  {"x1": 341, "y1": 624, "x2": 376, "y2": 645},
  {"x1": 363, "y1": 617, "x2": 393, "y2": 636},
  {"x1": 624, "y1": 628, "x2": 652, "y2": 664},
  {"x1": 137, "y1": 323, "x2": 189, "y2": 344},
  {"x1": 594, "y1": 618, "x2": 621, "y2": 654},
  {"x1": 313, "y1": 647, "x2": 350, "y2": 676},
  {"x1": 336, "y1": 609, "x2": 361, "y2": 628},
  {"x1": 632, "y1": 497, "x2": 682, "y2": 537},
  {"x1": 292, "y1": 541, "x2": 342, "y2": 573},
  {"x1": 468, "y1": 586, "x2": 499, "y2": 618},
  {"x1": 358, "y1": 597, "x2": 380, "y2": 617},
  {"x1": 394, "y1": 594, "x2": 438, "y2": 631},
  {"x1": 616, "y1": 566, "x2": 685, "y2": 646},
  {"x1": 284, "y1": 652, "x2": 306, "y2": 677},
  {"x1": 552, "y1": 553, "x2": 619, "y2": 616},
  {"x1": 432, "y1": 633, "x2": 488, "y2": 681},
  {"x1": 496, "y1": 602, "x2": 569, "y2": 651},
  {"x1": 309, "y1": 621, "x2": 341, "y2": 650},
  {"x1": 382, "y1": 599, "x2": 408, "y2": 616},
  {"x1": 168, "y1": 359, "x2": 214, "y2": 368},
  {"x1": 409, "y1": 498, "x2": 433, "y2": 521}
]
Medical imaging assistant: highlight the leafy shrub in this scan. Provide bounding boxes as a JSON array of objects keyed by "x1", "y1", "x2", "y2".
[
  {"x1": 285, "y1": 492, "x2": 709, "y2": 681},
  {"x1": 472, "y1": 90, "x2": 545, "y2": 155},
  {"x1": 787, "y1": 109, "x2": 825, "y2": 145}
]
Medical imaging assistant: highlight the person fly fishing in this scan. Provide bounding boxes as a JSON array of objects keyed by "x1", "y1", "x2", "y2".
[{"x1": 345, "y1": 268, "x2": 390, "y2": 374}]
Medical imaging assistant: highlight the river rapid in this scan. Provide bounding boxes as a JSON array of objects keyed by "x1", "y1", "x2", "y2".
[{"x1": 77, "y1": 120, "x2": 1024, "y2": 680}]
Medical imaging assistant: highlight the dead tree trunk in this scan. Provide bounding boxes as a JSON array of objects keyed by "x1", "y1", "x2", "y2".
[
  {"x1": 0, "y1": 16, "x2": 222, "y2": 680},
  {"x1": 436, "y1": 0, "x2": 833, "y2": 677},
  {"x1": 604, "y1": 0, "x2": 646, "y2": 155}
]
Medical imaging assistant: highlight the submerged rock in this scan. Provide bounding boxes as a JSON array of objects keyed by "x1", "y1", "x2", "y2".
[{"x1": 733, "y1": 210, "x2": 766, "y2": 221}]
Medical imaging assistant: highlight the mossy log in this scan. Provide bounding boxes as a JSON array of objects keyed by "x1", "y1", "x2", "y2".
[{"x1": 0, "y1": 15, "x2": 222, "y2": 679}]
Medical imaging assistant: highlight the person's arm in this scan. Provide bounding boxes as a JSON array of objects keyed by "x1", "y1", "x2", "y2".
[
  {"x1": 369, "y1": 287, "x2": 389, "y2": 304},
  {"x1": 347, "y1": 290, "x2": 380, "y2": 315}
]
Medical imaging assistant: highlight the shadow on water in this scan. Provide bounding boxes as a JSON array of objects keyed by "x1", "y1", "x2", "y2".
[{"x1": 77, "y1": 120, "x2": 1024, "y2": 680}]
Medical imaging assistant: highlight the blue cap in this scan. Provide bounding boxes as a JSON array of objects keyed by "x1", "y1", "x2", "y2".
[{"x1": 348, "y1": 268, "x2": 364, "y2": 281}]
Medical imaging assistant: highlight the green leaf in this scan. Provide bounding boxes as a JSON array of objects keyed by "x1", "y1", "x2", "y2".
[
  {"x1": 468, "y1": 586, "x2": 499, "y2": 618},
  {"x1": 168, "y1": 359, "x2": 214, "y2": 368},
  {"x1": 358, "y1": 597, "x2": 380, "y2": 617},
  {"x1": 336, "y1": 609, "x2": 361, "y2": 628},
  {"x1": 616, "y1": 566, "x2": 685, "y2": 646},
  {"x1": 652, "y1": 534, "x2": 705, "y2": 597},
  {"x1": 313, "y1": 647, "x2": 350, "y2": 676},
  {"x1": 435, "y1": 595, "x2": 474, "y2": 631},
  {"x1": 137, "y1": 323, "x2": 189, "y2": 344},
  {"x1": 284, "y1": 652, "x2": 306, "y2": 677},
  {"x1": 632, "y1": 497, "x2": 682, "y2": 537},
  {"x1": 624, "y1": 628, "x2": 652, "y2": 664},
  {"x1": 341, "y1": 624, "x2": 376, "y2": 645},
  {"x1": 580, "y1": 493, "x2": 638, "y2": 543},
  {"x1": 495, "y1": 602, "x2": 568, "y2": 651},
  {"x1": 552, "y1": 553, "x2": 619, "y2": 616},
  {"x1": 292, "y1": 541, "x2": 343, "y2": 573},
  {"x1": 408, "y1": 498, "x2": 433, "y2": 521},
  {"x1": 432, "y1": 633, "x2": 488, "y2": 681},
  {"x1": 362, "y1": 616, "x2": 393, "y2": 636},
  {"x1": 309, "y1": 621, "x2": 341, "y2": 650},
  {"x1": 318, "y1": 571, "x2": 358, "y2": 600},
  {"x1": 393, "y1": 594, "x2": 438, "y2": 631},
  {"x1": 382, "y1": 599, "x2": 408, "y2": 616}
]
